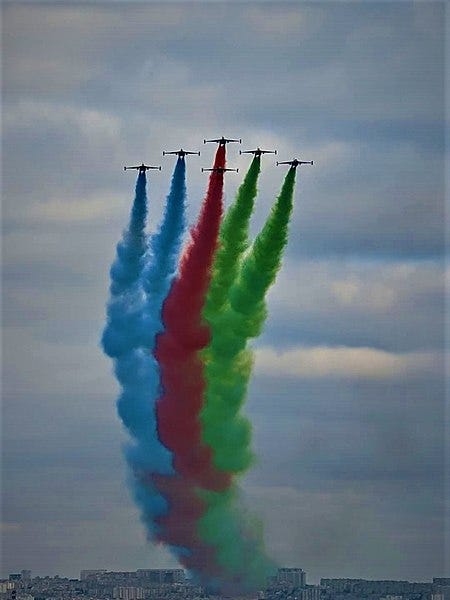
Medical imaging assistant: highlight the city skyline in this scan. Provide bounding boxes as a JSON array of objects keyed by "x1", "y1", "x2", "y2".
[{"x1": 2, "y1": 568, "x2": 449, "y2": 594}]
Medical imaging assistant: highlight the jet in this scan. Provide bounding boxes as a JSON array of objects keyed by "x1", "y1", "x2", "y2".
[
  {"x1": 276, "y1": 159, "x2": 313, "y2": 168},
  {"x1": 203, "y1": 137, "x2": 242, "y2": 146},
  {"x1": 201, "y1": 167, "x2": 239, "y2": 173},
  {"x1": 124, "y1": 163, "x2": 161, "y2": 173},
  {"x1": 162, "y1": 148, "x2": 200, "y2": 158},
  {"x1": 239, "y1": 147, "x2": 277, "y2": 157}
]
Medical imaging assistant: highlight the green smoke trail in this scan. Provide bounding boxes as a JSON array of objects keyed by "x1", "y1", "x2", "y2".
[
  {"x1": 203, "y1": 156, "x2": 261, "y2": 322},
  {"x1": 198, "y1": 485, "x2": 276, "y2": 592},
  {"x1": 198, "y1": 167, "x2": 297, "y2": 588},
  {"x1": 229, "y1": 167, "x2": 297, "y2": 339},
  {"x1": 200, "y1": 156, "x2": 261, "y2": 475},
  {"x1": 201, "y1": 166, "x2": 297, "y2": 473}
]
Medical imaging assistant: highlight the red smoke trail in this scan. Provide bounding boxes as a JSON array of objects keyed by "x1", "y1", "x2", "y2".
[
  {"x1": 154, "y1": 144, "x2": 230, "y2": 492},
  {"x1": 152, "y1": 474, "x2": 223, "y2": 580},
  {"x1": 152, "y1": 145, "x2": 230, "y2": 580}
]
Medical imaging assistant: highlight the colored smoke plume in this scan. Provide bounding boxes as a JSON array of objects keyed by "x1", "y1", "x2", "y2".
[
  {"x1": 103, "y1": 154, "x2": 301, "y2": 593},
  {"x1": 102, "y1": 160, "x2": 188, "y2": 536},
  {"x1": 201, "y1": 166, "x2": 297, "y2": 474},
  {"x1": 155, "y1": 144, "x2": 230, "y2": 491},
  {"x1": 196, "y1": 168, "x2": 297, "y2": 589}
]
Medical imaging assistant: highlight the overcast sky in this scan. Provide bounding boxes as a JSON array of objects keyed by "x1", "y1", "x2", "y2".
[{"x1": 1, "y1": 0, "x2": 447, "y2": 584}]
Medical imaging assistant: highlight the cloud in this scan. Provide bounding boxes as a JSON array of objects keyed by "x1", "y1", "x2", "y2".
[
  {"x1": 3, "y1": 99, "x2": 120, "y2": 139},
  {"x1": 331, "y1": 279, "x2": 395, "y2": 311},
  {"x1": 2, "y1": 2, "x2": 445, "y2": 258},
  {"x1": 2, "y1": 325, "x2": 114, "y2": 397},
  {"x1": 3, "y1": 3, "x2": 444, "y2": 124},
  {"x1": 1, "y1": 480, "x2": 179, "y2": 577},
  {"x1": 258, "y1": 258, "x2": 444, "y2": 352},
  {"x1": 245, "y1": 6, "x2": 323, "y2": 39},
  {"x1": 254, "y1": 345, "x2": 441, "y2": 380},
  {"x1": 0, "y1": 523, "x2": 22, "y2": 533},
  {"x1": 243, "y1": 483, "x2": 444, "y2": 583},
  {"x1": 28, "y1": 192, "x2": 123, "y2": 223}
]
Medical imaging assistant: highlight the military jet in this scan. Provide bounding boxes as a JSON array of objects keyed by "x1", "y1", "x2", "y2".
[
  {"x1": 162, "y1": 149, "x2": 200, "y2": 158},
  {"x1": 239, "y1": 147, "x2": 277, "y2": 157},
  {"x1": 276, "y1": 159, "x2": 313, "y2": 168},
  {"x1": 201, "y1": 167, "x2": 239, "y2": 173},
  {"x1": 124, "y1": 163, "x2": 161, "y2": 173},
  {"x1": 203, "y1": 137, "x2": 242, "y2": 146}
]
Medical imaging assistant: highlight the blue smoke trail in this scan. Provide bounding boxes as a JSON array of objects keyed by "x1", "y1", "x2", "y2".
[
  {"x1": 102, "y1": 161, "x2": 187, "y2": 537},
  {"x1": 129, "y1": 158, "x2": 188, "y2": 538},
  {"x1": 102, "y1": 171, "x2": 147, "y2": 359},
  {"x1": 141, "y1": 158, "x2": 187, "y2": 349},
  {"x1": 102, "y1": 171, "x2": 168, "y2": 530}
]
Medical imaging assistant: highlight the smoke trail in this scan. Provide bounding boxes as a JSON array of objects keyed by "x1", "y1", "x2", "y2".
[
  {"x1": 203, "y1": 156, "x2": 261, "y2": 322},
  {"x1": 102, "y1": 172, "x2": 168, "y2": 530},
  {"x1": 102, "y1": 172, "x2": 147, "y2": 360},
  {"x1": 197, "y1": 168, "x2": 297, "y2": 588},
  {"x1": 102, "y1": 161, "x2": 188, "y2": 537},
  {"x1": 229, "y1": 167, "x2": 297, "y2": 338},
  {"x1": 198, "y1": 486, "x2": 276, "y2": 593},
  {"x1": 152, "y1": 474, "x2": 223, "y2": 586},
  {"x1": 141, "y1": 158, "x2": 187, "y2": 349},
  {"x1": 155, "y1": 145, "x2": 229, "y2": 491},
  {"x1": 198, "y1": 155, "x2": 261, "y2": 477},
  {"x1": 126, "y1": 157, "x2": 187, "y2": 471},
  {"x1": 124, "y1": 157, "x2": 190, "y2": 543},
  {"x1": 201, "y1": 166, "x2": 297, "y2": 473},
  {"x1": 152, "y1": 145, "x2": 229, "y2": 582}
]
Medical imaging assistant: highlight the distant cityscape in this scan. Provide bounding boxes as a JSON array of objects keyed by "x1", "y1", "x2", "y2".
[{"x1": 1, "y1": 569, "x2": 449, "y2": 600}]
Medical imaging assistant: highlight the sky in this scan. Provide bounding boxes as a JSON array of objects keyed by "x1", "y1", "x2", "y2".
[{"x1": 1, "y1": 0, "x2": 448, "y2": 585}]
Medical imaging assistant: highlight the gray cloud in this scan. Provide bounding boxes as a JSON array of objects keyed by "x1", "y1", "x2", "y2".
[
  {"x1": 244, "y1": 482, "x2": 445, "y2": 584},
  {"x1": 3, "y1": 4, "x2": 444, "y2": 121},
  {"x1": 257, "y1": 258, "x2": 444, "y2": 352},
  {"x1": 245, "y1": 374, "x2": 444, "y2": 489},
  {"x1": 2, "y1": 2, "x2": 445, "y2": 258}
]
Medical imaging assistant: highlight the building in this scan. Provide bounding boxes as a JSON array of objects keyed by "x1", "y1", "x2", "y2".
[
  {"x1": 432, "y1": 586, "x2": 450, "y2": 600},
  {"x1": 300, "y1": 586, "x2": 320, "y2": 600},
  {"x1": 321, "y1": 579, "x2": 431, "y2": 597},
  {"x1": 0, "y1": 581, "x2": 16, "y2": 600},
  {"x1": 276, "y1": 568, "x2": 306, "y2": 588},
  {"x1": 113, "y1": 587, "x2": 144, "y2": 600},
  {"x1": 136, "y1": 570, "x2": 185, "y2": 584},
  {"x1": 80, "y1": 571, "x2": 108, "y2": 580}
]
